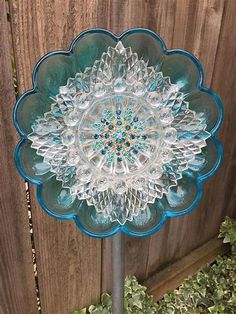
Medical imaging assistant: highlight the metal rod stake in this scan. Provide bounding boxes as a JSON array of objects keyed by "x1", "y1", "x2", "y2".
[{"x1": 112, "y1": 232, "x2": 125, "y2": 314}]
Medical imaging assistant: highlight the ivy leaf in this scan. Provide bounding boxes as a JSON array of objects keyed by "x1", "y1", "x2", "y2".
[
  {"x1": 101, "y1": 293, "x2": 112, "y2": 307},
  {"x1": 73, "y1": 217, "x2": 236, "y2": 314},
  {"x1": 132, "y1": 297, "x2": 143, "y2": 309}
]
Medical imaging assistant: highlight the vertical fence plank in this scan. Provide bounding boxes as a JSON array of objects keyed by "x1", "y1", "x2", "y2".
[
  {"x1": 146, "y1": 0, "x2": 226, "y2": 278},
  {"x1": 209, "y1": 0, "x2": 236, "y2": 221},
  {"x1": 9, "y1": 1, "x2": 111, "y2": 312},
  {"x1": 0, "y1": 0, "x2": 37, "y2": 313},
  {"x1": 172, "y1": 0, "x2": 224, "y2": 86}
]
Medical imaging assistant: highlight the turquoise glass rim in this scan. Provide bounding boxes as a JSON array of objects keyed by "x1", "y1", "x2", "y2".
[{"x1": 13, "y1": 28, "x2": 224, "y2": 238}]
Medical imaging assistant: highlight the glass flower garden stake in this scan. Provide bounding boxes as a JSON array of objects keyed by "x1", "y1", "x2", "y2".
[{"x1": 14, "y1": 29, "x2": 223, "y2": 314}]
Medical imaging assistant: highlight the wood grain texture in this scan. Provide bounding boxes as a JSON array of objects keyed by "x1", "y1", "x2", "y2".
[
  {"x1": 140, "y1": 0, "x2": 227, "y2": 279},
  {"x1": 30, "y1": 190, "x2": 102, "y2": 313},
  {"x1": 9, "y1": 1, "x2": 107, "y2": 312},
  {"x1": 7, "y1": 0, "x2": 236, "y2": 312},
  {"x1": 102, "y1": 0, "x2": 227, "y2": 291},
  {"x1": 144, "y1": 237, "x2": 230, "y2": 301},
  {"x1": 172, "y1": 0, "x2": 224, "y2": 86},
  {"x1": 209, "y1": 0, "x2": 236, "y2": 222},
  {"x1": 0, "y1": 1, "x2": 37, "y2": 313}
]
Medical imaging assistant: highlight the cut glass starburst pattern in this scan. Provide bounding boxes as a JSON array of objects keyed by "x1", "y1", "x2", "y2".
[
  {"x1": 92, "y1": 107, "x2": 150, "y2": 165},
  {"x1": 28, "y1": 41, "x2": 211, "y2": 225}
]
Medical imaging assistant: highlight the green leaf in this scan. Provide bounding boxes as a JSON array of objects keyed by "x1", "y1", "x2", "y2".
[
  {"x1": 73, "y1": 217, "x2": 236, "y2": 314},
  {"x1": 101, "y1": 293, "x2": 112, "y2": 307}
]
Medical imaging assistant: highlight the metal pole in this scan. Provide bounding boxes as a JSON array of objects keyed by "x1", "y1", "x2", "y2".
[{"x1": 112, "y1": 232, "x2": 125, "y2": 314}]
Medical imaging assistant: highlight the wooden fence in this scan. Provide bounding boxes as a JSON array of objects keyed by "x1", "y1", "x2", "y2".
[{"x1": 0, "y1": 0, "x2": 236, "y2": 313}]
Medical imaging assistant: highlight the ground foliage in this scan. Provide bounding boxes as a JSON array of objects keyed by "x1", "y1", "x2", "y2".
[{"x1": 74, "y1": 217, "x2": 236, "y2": 314}]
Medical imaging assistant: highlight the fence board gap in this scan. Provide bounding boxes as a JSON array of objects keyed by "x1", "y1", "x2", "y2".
[
  {"x1": 0, "y1": 0, "x2": 38, "y2": 313},
  {"x1": 25, "y1": 182, "x2": 42, "y2": 312}
]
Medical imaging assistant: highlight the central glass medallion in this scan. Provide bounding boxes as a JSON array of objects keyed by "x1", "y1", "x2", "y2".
[{"x1": 79, "y1": 95, "x2": 162, "y2": 177}]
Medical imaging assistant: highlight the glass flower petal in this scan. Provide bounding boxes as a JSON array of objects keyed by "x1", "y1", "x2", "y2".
[{"x1": 14, "y1": 29, "x2": 223, "y2": 237}]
